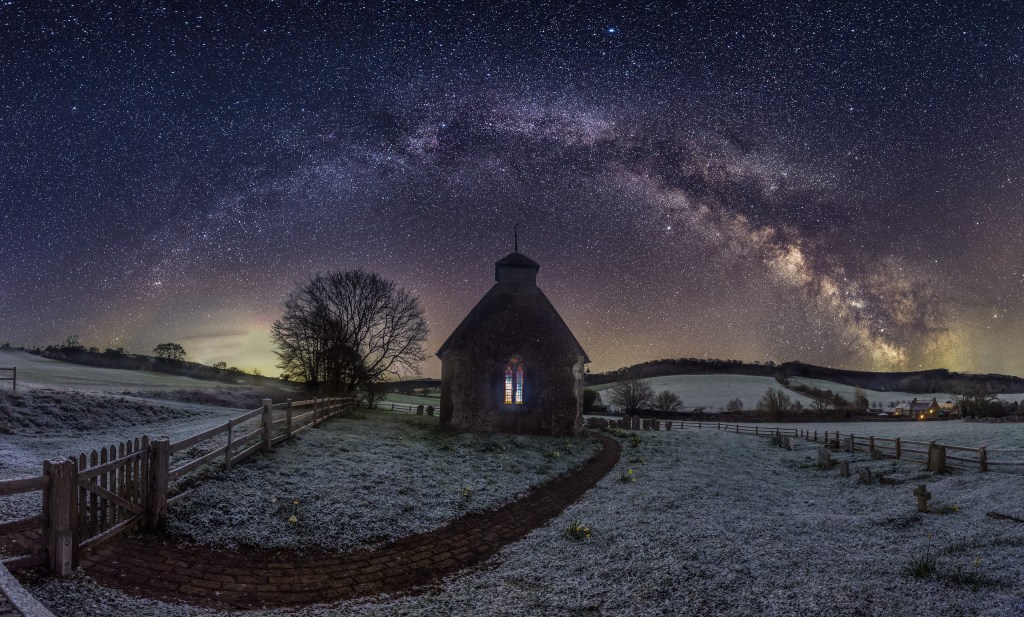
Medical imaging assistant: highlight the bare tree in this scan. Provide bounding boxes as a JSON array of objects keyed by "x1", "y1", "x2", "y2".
[
  {"x1": 653, "y1": 390, "x2": 682, "y2": 413},
  {"x1": 726, "y1": 398, "x2": 744, "y2": 413},
  {"x1": 853, "y1": 386, "x2": 870, "y2": 411},
  {"x1": 757, "y1": 387, "x2": 794, "y2": 420},
  {"x1": 271, "y1": 270, "x2": 429, "y2": 395},
  {"x1": 609, "y1": 379, "x2": 655, "y2": 413}
]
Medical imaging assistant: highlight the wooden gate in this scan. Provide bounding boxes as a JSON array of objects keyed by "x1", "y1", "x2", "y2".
[{"x1": 75, "y1": 436, "x2": 150, "y2": 553}]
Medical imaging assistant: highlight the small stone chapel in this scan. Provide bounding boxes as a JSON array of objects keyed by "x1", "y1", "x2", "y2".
[{"x1": 437, "y1": 249, "x2": 589, "y2": 436}]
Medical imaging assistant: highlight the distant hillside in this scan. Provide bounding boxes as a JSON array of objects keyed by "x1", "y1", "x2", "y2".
[
  {"x1": 24, "y1": 347, "x2": 289, "y2": 387},
  {"x1": 587, "y1": 358, "x2": 1024, "y2": 395}
]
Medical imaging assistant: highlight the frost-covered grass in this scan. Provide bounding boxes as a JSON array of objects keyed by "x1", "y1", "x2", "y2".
[
  {"x1": 162, "y1": 409, "x2": 602, "y2": 552},
  {"x1": 119, "y1": 386, "x2": 298, "y2": 409},
  {"x1": 0, "y1": 349, "x2": 232, "y2": 391},
  {"x1": 380, "y1": 393, "x2": 440, "y2": 407},
  {"x1": 0, "y1": 389, "x2": 199, "y2": 435},
  {"x1": 25, "y1": 426, "x2": 1024, "y2": 616},
  {"x1": 597, "y1": 374, "x2": 816, "y2": 411},
  {"x1": 750, "y1": 420, "x2": 1024, "y2": 452},
  {"x1": 788, "y1": 377, "x2": 959, "y2": 407}
]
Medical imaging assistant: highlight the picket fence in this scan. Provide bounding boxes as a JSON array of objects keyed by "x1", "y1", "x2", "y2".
[{"x1": 0, "y1": 397, "x2": 353, "y2": 576}]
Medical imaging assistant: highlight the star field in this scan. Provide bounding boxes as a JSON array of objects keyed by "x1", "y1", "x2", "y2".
[{"x1": 1, "y1": 1, "x2": 1023, "y2": 377}]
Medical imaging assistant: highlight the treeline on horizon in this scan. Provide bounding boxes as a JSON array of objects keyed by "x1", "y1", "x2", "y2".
[{"x1": 585, "y1": 357, "x2": 1024, "y2": 395}]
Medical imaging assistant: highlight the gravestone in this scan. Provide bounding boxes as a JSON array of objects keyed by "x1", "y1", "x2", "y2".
[
  {"x1": 642, "y1": 419, "x2": 652, "y2": 430},
  {"x1": 665, "y1": 421, "x2": 672, "y2": 430},
  {"x1": 416, "y1": 404, "x2": 424, "y2": 415},
  {"x1": 914, "y1": 484, "x2": 931, "y2": 512},
  {"x1": 858, "y1": 467, "x2": 872, "y2": 484},
  {"x1": 844, "y1": 436, "x2": 854, "y2": 453},
  {"x1": 785, "y1": 437, "x2": 796, "y2": 451},
  {"x1": 631, "y1": 417, "x2": 641, "y2": 430},
  {"x1": 927, "y1": 444, "x2": 947, "y2": 473},
  {"x1": 652, "y1": 419, "x2": 661, "y2": 431},
  {"x1": 817, "y1": 446, "x2": 831, "y2": 469},
  {"x1": 870, "y1": 447, "x2": 884, "y2": 460},
  {"x1": 839, "y1": 461, "x2": 850, "y2": 477},
  {"x1": 426, "y1": 405, "x2": 435, "y2": 416}
]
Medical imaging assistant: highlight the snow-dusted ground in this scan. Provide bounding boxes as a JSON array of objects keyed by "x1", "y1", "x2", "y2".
[
  {"x1": 750, "y1": 420, "x2": 1024, "y2": 452},
  {"x1": 596, "y1": 374, "x2": 817, "y2": 411},
  {"x1": 0, "y1": 349, "x2": 239, "y2": 392},
  {"x1": 163, "y1": 410, "x2": 601, "y2": 552},
  {"x1": 380, "y1": 393, "x2": 441, "y2": 407},
  {"x1": 787, "y1": 377, "x2": 960, "y2": 407},
  {"x1": 24, "y1": 426, "x2": 1024, "y2": 616}
]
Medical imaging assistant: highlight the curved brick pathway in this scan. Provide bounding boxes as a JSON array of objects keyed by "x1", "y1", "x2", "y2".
[{"x1": 78, "y1": 431, "x2": 621, "y2": 609}]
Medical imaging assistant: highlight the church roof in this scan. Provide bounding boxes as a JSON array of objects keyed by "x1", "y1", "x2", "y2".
[
  {"x1": 495, "y1": 252, "x2": 540, "y2": 268},
  {"x1": 437, "y1": 252, "x2": 590, "y2": 363}
]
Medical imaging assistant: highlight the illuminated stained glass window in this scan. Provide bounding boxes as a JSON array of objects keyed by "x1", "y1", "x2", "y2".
[
  {"x1": 504, "y1": 365, "x2": 514, "y2": 404},
  {"x1": 515, "y1": 365, "x2": 524, "y2": 403},
  {"x1": 505, "y1": 356, "x2": 524, "y2": 405}
]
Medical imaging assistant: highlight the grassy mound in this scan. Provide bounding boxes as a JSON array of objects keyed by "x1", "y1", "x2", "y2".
[{"x1": 0, "y1": 389, "x2": 201, "y2": 434}]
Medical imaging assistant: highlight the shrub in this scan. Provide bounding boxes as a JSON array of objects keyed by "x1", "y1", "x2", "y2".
[{"x1": 563, "y1": 519, "x2": 592, "y2": 542}]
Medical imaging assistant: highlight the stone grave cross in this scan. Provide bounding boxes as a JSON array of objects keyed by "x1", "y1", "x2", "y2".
[{"x1": 913, "y1": 484, "x2": 931, "y2": 513}]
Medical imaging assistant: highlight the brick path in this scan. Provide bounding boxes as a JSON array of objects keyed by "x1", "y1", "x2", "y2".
[{"x1": 77, "y1": 431, "x2": 621, "y2": 609}]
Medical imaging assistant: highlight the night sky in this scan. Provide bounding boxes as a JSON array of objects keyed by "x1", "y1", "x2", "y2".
[{"x1": 2, "y1": 2, "x2": 1023, "y2": 378}]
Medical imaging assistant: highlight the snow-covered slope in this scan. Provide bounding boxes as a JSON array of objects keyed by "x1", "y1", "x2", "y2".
[
  {"x1": 787, "y1": 377, "x2": 958, "y2": 407},
  {"x1": 596, "y1": 374, "x2": 816, "y2": 411},
  {"x1": 0, "y1": 349, "x2": 231, "y2": 391}
]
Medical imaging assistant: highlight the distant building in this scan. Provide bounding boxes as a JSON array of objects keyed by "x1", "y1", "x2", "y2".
[
  {"x1": 437, "y1": 251, "x2": 589, "y2": 436},
  {"x1": 894, "y1": 398, "x2": 943, "y2": 419}
]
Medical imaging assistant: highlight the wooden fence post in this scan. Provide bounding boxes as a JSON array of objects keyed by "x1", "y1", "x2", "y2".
[
  {"x1": 43, "y1": 458, "x2": 76, "y2": 576},
  {"x1": 225, "y1": 421, "x2": 233, "y2": 470},
  {"x1": 895, "y1": 438, "x2": 901, "y2": 460},
  {"x1": 262, "y1": 398, "x2": 273, "y2": 452},
  {"x1": 979, "y1": 446, "x2": 988, "y2": 472},
  {"x1": 286, "y1": 398, "x2": 294, "y2": 439},
  {"x1": 145, "y1": 438, "x2": 170, "y2": 530}
]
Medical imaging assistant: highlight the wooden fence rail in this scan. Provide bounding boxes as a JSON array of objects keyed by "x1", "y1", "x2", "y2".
[
  {"x1": 0, "y1": 367, "x2": 14, "y2": 391},
  {"x1": 0, "y1": 397, "x2": 354, "y2": 577},
  {"x1": 593, "y1": 415, "x2": 1024, "y2": 474}
]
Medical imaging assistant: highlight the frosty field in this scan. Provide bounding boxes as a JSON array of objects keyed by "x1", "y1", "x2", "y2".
[
  {"x1": 595, "y1": 374, "x2": 817, "y2": 411},
  {"x1": 787, "y1": 377, "x2": 959, "y2": 407},
  {"x1": 752, "y1": 419, "x2": 1024, "y2": 452},
  {"x1": 22, "y1": 423, "x2": 1024, "y2": 616},
  {"x1": 0, "y1": 349, "x2": 240, "y2": 391},
  {"x1": 163, "y1": 409, "x2": 601, "y2": 552}
]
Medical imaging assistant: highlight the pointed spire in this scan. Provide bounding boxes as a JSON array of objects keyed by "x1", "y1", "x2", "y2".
[{"x1": 514, "y1": 224, "x2": 519, "y2": 253}]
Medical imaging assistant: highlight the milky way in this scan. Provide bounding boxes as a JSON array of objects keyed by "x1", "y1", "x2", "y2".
[{"x1": 1, "y1": 2, "x2": 1022, "y2": 377}]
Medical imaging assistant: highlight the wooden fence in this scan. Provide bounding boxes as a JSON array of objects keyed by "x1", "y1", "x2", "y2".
[
  {"x1": 382, "y1": 401, "x2": 436, "y2": 415},
  {"x1": 0, "y1": 367, "x2": 14, "y2": 391},
  {"x1": 594, "y1": 415, "x2": 1024, "y2": 473},
  {"x1": 0, "y1": 397, "x2": 353, "y2": 577}
]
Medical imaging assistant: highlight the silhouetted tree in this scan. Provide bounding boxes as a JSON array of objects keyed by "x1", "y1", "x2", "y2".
[
  {"x1": 726, "y1": 398, "x2": 744, "y2": 413},
  {"x1": 271, "y1": 270, "x2": 429, "y2": 395},
  {"x1": 653, "y1": 390, "x2": 683, "y2": 413},
  {"x1": 153, "y1": 342, "x2": 186, "y2": 361},
  {"x1": 609, "y1": 379, "x2": 655, "y2": 413},
  {"x1": 853, "y1": 386, "x2": 870, "y2": 411},
  {"x1": 757, "y1": 388, "x2": 794, "y2": 420}
]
